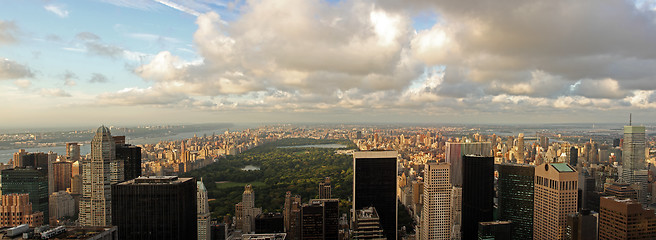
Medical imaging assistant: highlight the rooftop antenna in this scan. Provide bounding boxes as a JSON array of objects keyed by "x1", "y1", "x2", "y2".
[{"x1": 630, "y1": 113, "x2": 632, "y2": 126}]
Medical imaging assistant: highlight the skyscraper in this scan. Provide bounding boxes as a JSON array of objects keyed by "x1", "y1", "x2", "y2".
[
  {"x1": 236, "y1": 185, "x2": 262, "y2": 233},
  {"x1": 621, "y1": 125, "x2": 646, "y2": 182},
  {"x1": 112, "y1": 176, "x2": 197, "y2": 240},
  {"x1": 569, "y1": 147, "x2": 578, "y2": 167},
  {"x1": 565, "y1": 209, "x2": 597, "y2": 240},
  {"x1": 461, "y1": 155, "x2": 494, "y2": 240},
  {"x1": 301, "y1": 199, "x2": 339, "y2": 240},
  {"x1": 66, "y1": 142, "x2": 81, "y2": 161},
  {"x1": 598, "y1": 196, "x2": 656, "y2": 239},
  {"x1": 533, "y1": 163, "x2": 578, "y2": 240},
  {"x1": 319, "y1": 177, "x2": 331, "y2": 199},
  {"x1": 353, "y1": 151, "x2": 397, "y2": 240},
  {"x1": 445, "y1": 142, "x2": 492, "y2": 187},
  {"x1": 516, "y1": 133, "x2": 525, "y2": 163},
  {"x1": 198, "y1": 180, "x2": 211, "y2": 240},
  {"x1": 301, "y1": 202, "x2": 324, "y2": 240},
  {"x1": 352, "y1": 207, "x2": 385, "y2": 240},
  {"x1": 115, "y1": 138, "x2": 142, "y2": 181},
  {"x1": 420, "y1": 161, "x2": 451, "y2": 240},
  {"x1": 52, "y1": 161, "x2": 72, "y2": 193},
  {"x1": 79, "y1": 126, "x2": 120, "y2": 226},
  {"x1": 1, "y1": 167, "x2": 49, "y2": 221},
  {"x1": 0, "y1": 193, "x2": 44, "y2": 227},
  {"x1": 497, "y1": 164, "x2": 534, "y2": 240},
  {"x1": 283, "y1": 192, "x2": 302, "y2": 240}
]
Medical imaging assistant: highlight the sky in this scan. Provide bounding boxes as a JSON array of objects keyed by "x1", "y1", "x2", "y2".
[{"x1": 1, "y1": 0, "x2": 656, "y2": 128}]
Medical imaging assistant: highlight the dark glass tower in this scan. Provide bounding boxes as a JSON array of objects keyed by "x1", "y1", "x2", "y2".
[
  {"x1": 570, "y1": 147, "x2": 578, "y2": 166},
  {"x1": 115, "y1": 143, "x2": 142, "y2": 181},
  {"x1": 111, "y1": 176, "x2": 197, "y2": 240},
  {"x1": 353, "y1": 151, "x2": 397, "y2": 240},
  {"x1": 461, "y1": 155, "x2": 494, "y2": 240},
  {"x1": 301, "y1": 199, "x2": 339, "y2": 240},
  {"x1": 0, "y1": 167, "x2": 49, "y2": 221},
  {"x1": 497, "y1": 164, "x2": 535, "y2": 240}
]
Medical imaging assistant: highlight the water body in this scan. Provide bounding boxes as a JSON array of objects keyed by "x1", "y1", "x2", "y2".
[
  {"x1": 241, "y1": 165, "x2": 261, "y2": 171},
  {"x1": 278, "y1": 144, "x2": 348, "y2": 149}
]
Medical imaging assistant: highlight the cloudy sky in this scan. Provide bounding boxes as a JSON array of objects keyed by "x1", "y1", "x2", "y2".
[{"x1": 1, "y1": 0, "x2": 656, "y2": 127}]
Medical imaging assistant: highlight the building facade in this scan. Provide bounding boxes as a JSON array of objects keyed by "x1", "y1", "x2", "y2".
[
  {"x1": 111, "y1": 176, "x2": 197, "y2": 240},
  {"x1": 598, "y1": 196, "x2": 656, "y2": 239},
  {"x1": 461, "y1": 155, "x2": 494, "y2": 240},
  {"x1": 198, "y1": 180, "x2": 211, "y2": 240},
  {"x1": 0, "y1": 193, "x2": 44, "y2": 227},
  {"x1": 497, "y1": 164, "x2": 534, "y2": 240},
  {"x1": 420, "y1": 162, "x2": 451, "y2": 240},
  {"x1": 79, "y1": 126, "x2": 120, "y2": 226},
  {"x1": 533, "y1": 163, "x2": 578, "y2": 240},
  {"x1": 1, "y1": 167, "x2": 49, "y2": 221},
  {"x1": 353, "y1": 151, "x2": 397, "y2": 240}
]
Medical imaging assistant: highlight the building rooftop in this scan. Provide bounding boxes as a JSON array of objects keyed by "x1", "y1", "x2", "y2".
[
  {"x1": 119, "y1": 176, "x2": 193, "y2": 185},
  {"x1": 549, "y1": 163, "x2": 575, "y2": 172},
  {"x1": 242, "y1": 233, "x2": 287, "y2": 240}
]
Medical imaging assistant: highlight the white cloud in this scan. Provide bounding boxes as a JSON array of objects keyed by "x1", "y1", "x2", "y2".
[
  {"x1": 0, "y1": 58, "x2": 33, "y2": 80},
  {"x1": 0, "y1": 21, "x2": 18, "y2": 45},
  {"x1": 13, "y1": 79, "x2": 31, "y2": 89},
  {"x1": 88, "y1": 0, "x2": 656, "y2": 121},
  {"x1": 39, "y1": 88, "x2": 71, "y2": 97},
  {"x1": 44, "y1": 4, "x2": 70, "y2": 18}
]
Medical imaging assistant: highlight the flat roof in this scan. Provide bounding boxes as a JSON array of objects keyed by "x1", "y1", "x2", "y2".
[
  {"x1": 549, "y1": 163, "x2": 575, "y2": 172},
  {"x1": 353, "y1": 151, "x2": 397, "y2": 159}
]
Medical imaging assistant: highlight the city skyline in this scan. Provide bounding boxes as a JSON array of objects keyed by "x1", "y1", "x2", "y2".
[{"x1": 1, "y1": 0, "x2": 656, "y2": 127}]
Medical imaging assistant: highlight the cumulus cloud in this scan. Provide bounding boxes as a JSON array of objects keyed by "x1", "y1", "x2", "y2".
[
  {"x1": 0, "y1": 59, "x2": 33, "y2": 80},
  {"x1": 44, "y1": 4, "x2": 69, "y2": 18},
  {"x1": 13, "y1": 79, "x2": 31, "y2": 89},
  {"x1": 0, "y1": 21, "x2": 18, "y2": 45},
  {"x1": 60, "y1": 70, "x2": 78, "y2": 86},
  {"x1": 89, "y1": 73, "x2": 109, "y2": 83},
  {"x1": 97, "y1": 87, "x2": 189, "y2": 106},
  {"x1": 39, "y1": 88, "x2": 71, "y2": 97},
  {"x1": 74, "y1": 32, "x2": 125, "y2": 59},
  {"x1": 95, "y1": 0, "x2": 656, "y2": 117}
]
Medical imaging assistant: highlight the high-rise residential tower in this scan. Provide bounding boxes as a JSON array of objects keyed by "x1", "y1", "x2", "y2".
[
  {"x1": 516, "y1": 133, "x2": 525, "y2": 163},
  {"x1": 283, "y1": 192, "x2": 302, "y2": 240},
  {"x1": 533, "y1": 163, "x2": 578, "y2": 240},
  {"x1": 420, "y1": 162, "x2": 451, "y2": 240},
  {"x1": 598, "y1": 196, "x2": 656, "y2": 239},
  {"x1": 353, "y1": 151, "x2": 397, "y2": 240},
  {"x1": 319, "y1": 177, "x2": 331, "y2": 199},
  {"x1": 236, "y1": 185, "x2": 262, "y2": 233},
  {"x1": 52, "y1": 161, "x2": 72, "y2": 193},
  {"x1": 79, "y1": 126, "x2": 121, "y2": 226},
  {"x1": 197, "y1": 180, "x2": 211, "y2": 240}
]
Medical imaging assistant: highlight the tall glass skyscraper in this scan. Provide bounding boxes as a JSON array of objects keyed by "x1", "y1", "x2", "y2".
[
  {"x1": 353, "y1": 151, "x2": 397, "y2": 240},
  {"x1": 498, "y1": 164, "x2": 535, "y2": 240},
  {"x1": 621, "y1": 125, "x2": 646, "y2": 182},
  {"x1": 461, "y1": 155, "x2": 494, "y2": 240}
]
